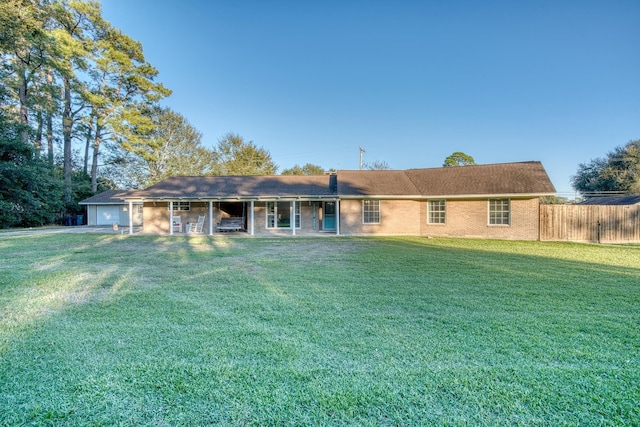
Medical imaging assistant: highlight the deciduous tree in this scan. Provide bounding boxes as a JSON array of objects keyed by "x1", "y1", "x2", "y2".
[
  {"x1": 281, "y1": 163, "x2": 325, "y2": 175},
  {"x1": 108, "y1": 107, "x2": 215, "y2": 188},
  {"x1": 572, "y1": 140, "x2": 640, "y2": 196},
  {"x1": 214, "y1": 133, "x2": 277, "y2": 175},
  {"x1": 443, "y1": 151, "x2": 475, "y2": 167}
]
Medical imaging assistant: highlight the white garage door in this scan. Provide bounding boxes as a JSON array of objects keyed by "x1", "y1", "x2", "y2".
[{"x1": 97, "y1": 206, "x2": 121, "y2": 225}]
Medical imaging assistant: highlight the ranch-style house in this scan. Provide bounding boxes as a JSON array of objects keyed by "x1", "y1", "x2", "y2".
[{"x1": 114, "y1": 161, "x2": 555, "y2": 240}]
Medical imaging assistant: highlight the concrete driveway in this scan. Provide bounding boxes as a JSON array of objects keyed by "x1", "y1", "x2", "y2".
[{"x1": 0, "y1": 226, "x2": 140, "y2": 237}]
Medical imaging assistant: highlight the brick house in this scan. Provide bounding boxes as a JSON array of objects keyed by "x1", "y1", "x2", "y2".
[{"x1": 121, "y1": 161, "x2": 555, "y2": 239}]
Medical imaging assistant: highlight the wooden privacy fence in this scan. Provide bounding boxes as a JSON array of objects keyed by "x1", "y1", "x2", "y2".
[{"x1": 540, "y1": 204, "x2": 640, "y2": 243}]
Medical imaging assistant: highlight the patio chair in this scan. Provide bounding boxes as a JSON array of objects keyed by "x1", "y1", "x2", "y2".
[
  {"x1": 188, "y1": 215, "x2": 205, "y2": 234},
  {"x1": 172, "y1": 216, "x2": 182, "y2": 233}
]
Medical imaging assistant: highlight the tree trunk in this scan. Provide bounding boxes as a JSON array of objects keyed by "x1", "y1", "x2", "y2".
[
  {"x1": 62, "y1": 77, "x2": 73, "y2": 203},
  {"x1": 18, "y1": 68, "x2": 30, "y2": 146},
  {"x1": 46, "y1": 111, "x2": 54, "y2": 168},
  {"x1": 45, "y1": 70, "x2": 55, "y2": 168},
  {"x1": 34, "y1": 106, "x2": 43, "y2": 156},
  {"x1": 90, "y1": 122, "x2": 101, "y2": 193},
  {"x1": 84, "y1": 113, "x2": 94, "y2": 175}
]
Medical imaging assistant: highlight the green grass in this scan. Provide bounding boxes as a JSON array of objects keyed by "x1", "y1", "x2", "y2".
[{"x1": 0, "y1": 235, "x2": 638, "y2": 426}]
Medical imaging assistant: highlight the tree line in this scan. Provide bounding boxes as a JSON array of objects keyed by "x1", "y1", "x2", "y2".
[
  {"x1": 3, "y1": 1, "x2": 636, "y2": 228},
  {"x1": 0, "y1": 0, "x2": 389, "y2": 228},
  {"x1": 0, "y1": 0, "x2": 284, "y2": 228},
  {"x1": 0, "y1": 0, "x2": 382, "y2": 230},
  {"x1": 0, "y1": 1, "x2": 497, "y2": 229},
  {"x1": 572, "y1": 139, "x2": 640, "y2": 197}
]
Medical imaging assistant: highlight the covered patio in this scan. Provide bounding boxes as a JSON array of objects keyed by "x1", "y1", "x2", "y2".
[
  {"x1": 123, "y1": 198, "x2": 340, "y2": 236},
  {"x1": 122, "y1": 174, "x2": 340, "y2": 236}
]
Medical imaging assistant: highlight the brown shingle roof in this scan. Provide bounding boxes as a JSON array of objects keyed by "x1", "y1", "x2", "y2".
[
  {"x1": 578, "y1": 195, "x2": 640, "y2": 205},
  {"x1": 125, "y1": 162, "x2": 555, "y2": 200},
  {"x1": 336, "y1": 170, "x2": 420, "y2": 196},
  {"x1": 404, "y1": 161, "x2": 556, "y2": 197},
  {"x1": 128, "y1": 175, "x2": 335, "y2": 199},
  {"x1": 338, "y1": 162, "x2": 555, "y2": 197}
]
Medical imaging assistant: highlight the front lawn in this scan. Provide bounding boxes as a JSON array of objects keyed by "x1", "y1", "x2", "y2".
[{"x1": 0, "y1": 235, "x2": 638, "y2": 425}]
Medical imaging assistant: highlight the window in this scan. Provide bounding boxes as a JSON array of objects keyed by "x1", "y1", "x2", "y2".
[
  {"x1": 174, "y1": 202, "x2": 190, "y2": 211},
  {"x1": 266, "y1": 202, "x2": 275, "y2": 228},
  {"x1": 428, "y1": 200, "x2": 446, "y2": 224},
  {"x1": 136, "y1": 205, "x2": 143, "y2": 214},
  {"x1": 266, "y1": 202, "x2": 300, "y2": 229},
  {"x1": 294, "y1": 202, "x2": 301, "y2": 228},
  {"x1": 489, "y1": 199, "x2": 510, "y2": 225},
  {"x1": 363, "y1": 200, "x2": 380, "y2": 224}
]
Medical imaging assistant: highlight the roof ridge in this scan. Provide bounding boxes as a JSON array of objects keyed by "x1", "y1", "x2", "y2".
[{"x1": 405, "y1": 161, "x2": 542, "y2": 172}]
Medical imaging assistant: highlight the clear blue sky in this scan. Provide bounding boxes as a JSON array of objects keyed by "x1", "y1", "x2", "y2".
[{"x1": 101, "y1": 0, "x2": 640, "y2": 195}]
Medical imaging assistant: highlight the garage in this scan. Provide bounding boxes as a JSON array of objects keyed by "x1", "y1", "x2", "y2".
[
  {"x1": 79, "y1": 190, "x2": 143, "y2": 227},
  {"x1": 96, "y1": 206, "x2": 122, "y2": 225}
]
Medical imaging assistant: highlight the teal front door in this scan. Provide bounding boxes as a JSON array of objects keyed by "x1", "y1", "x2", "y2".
[{"x1": 323, "y1": 201, "x2": 336, "y2": 230}]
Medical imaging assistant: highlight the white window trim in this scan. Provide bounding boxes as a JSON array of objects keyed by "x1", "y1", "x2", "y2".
[
  {"x1": 427, "y1": 200, "x2": 446, "y2": 225},
  {"x1": 294, "y1": 202, "x2": 301, "y2": 229},
  {"x1": 266, "y1": 201, "x2": 275, "y2": 229},
  {"x1": 362, "y1": 199, "x2": 380, "y2": 224},
  {"x1": 173, "y1": 201, "x2": 190, "y2": 212},
  {"x1": 266, "y1": 201, "x2": 301, "y2": 229},
  {"x1": 488, "y1": 198, "x2": 511, "y2": 226}
]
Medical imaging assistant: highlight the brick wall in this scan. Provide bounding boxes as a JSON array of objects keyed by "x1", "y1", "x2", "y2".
[
  {"x1": 340, "y1": 198, "x2": 540, "y2": 239},
  {"x1": 339, "y1": 199, "x2": 422, "y2": 236},
  {"x1": 142, "y1": 198, "x2": 542, "y2": 239},
  {"x1": 422, "y1": 198, "x2": 541, "y2": 240},
  {"x1": 143, "y1": 202, "x2": 169, "y2": 233}
]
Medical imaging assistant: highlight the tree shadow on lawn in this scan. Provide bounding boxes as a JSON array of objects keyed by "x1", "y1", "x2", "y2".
[
  {"x1": 1, "y1": 235, "x2": 639, "y2": 425},
  {"x1": 0, "y1": 257, "x2": 135, "y2": 351}
]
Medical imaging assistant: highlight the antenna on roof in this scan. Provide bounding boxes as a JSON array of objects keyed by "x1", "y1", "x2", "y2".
[{"x1": 359, "y1": 146, "x2": 366, "y2": 170}]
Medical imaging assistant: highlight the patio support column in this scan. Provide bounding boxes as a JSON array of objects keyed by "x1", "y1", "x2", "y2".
[
  {"x1": 128, "y1": 200, "x2": 133, "y2": 235},
  {"x1": 336, "y1": 199, "x2": 340, "y2": 235},
  {"x1": 208, "y1": 200, "x2": 213, "y2": 235},
  {"x1": 291, "y1": 201, "x2": 296, "y2": 236},
  {"x1": 169, "y1": 201, "x2": 174, "y2": 236},
  {"x1": 250, "y1": 201, "x2": 255, "y2": 236}
]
